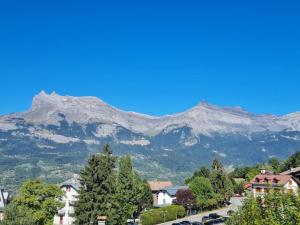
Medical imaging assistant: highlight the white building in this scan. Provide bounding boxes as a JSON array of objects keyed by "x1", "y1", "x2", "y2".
[
  {"x1": 0, "y1": 189, "x2": 9, "y2": 221},
  {"x1": 54, "y1": 175, "x2": 80, "y2": 225},
  {"x1": 157, "y1": 186, "x2": 188, "y2": 206},
  {"x1": 250, "y1": 174, "x2": 298, "y2": 198}
]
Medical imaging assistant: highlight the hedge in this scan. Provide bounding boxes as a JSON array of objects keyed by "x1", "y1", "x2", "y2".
[{"x1": 140, "y1": 205, "x2": 186, "y2": 225}]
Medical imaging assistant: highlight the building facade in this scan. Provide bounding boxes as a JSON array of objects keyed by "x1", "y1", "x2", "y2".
[
  {"x1": 53, "y1": 175, "x2": 80, "y2": 225},
  {"x1": 250, "y1": 174, "x2": 298, "y2": 197},
  {"x1": 0, "y1": 189, "x2": 9, "y2": 221},
  {"x1": 148, "y1": 181, "x2": 173, "y2": 207},
  {"x1": 157, "y1": 186, "x2": 188, "y2": 206}
]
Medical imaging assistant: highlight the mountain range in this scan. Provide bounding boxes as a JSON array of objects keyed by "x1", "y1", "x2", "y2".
[{"x1": 1, "y1": 91, "x2": 300, "y2": 191}]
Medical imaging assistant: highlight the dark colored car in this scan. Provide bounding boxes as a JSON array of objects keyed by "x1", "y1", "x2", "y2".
[
  {"x1": 180, "y1": 221, "x2": 192, "y2": 225},
  {"x1": 191, "y1": 222, "x2": 204, "y2": 225},
  {"x1": 208, "y1": 213, "x2": 220, "y2": 219},
  {"x1": 201, "y1": 216, "x2": 210, "y2": 223},
  {"x1": 172, "y1": 223, "x2": 181, "y2": 225}
]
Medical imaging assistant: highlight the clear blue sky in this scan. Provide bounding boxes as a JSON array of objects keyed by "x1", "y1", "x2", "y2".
[{"x1": 0, "y1": 0, "x2": 299, "y2": 116}]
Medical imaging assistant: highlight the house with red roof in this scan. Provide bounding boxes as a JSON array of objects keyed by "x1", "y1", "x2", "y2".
[{"x1": 250, "y1": 173, "x2": 298, "y2": 197}]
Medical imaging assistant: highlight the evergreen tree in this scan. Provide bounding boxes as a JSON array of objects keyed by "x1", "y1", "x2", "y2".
[
  {"x1": 116, "y1": 155, "x2": 137, "y2": 224},
  {"x1": 74, "y1": 144, "x2": 118, "y2": 225},
  {"x1": 185, "y1": 166, "x2": 210, "y2": 184},
  {"x1": 132, "y1": 174, "x2": 153, "y2": 213},
  {"x1": 210, "y1": 158, "x2": 233, "y2": 201},
  {"x1": 282, "y1": 151, "x2": 300, "y2": 171},
  {"x1": 211, "y1": 157, "x2": 224, "y2": 171}
]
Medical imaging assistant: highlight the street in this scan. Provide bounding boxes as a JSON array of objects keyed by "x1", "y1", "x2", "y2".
[{"x1": 157, "y1": 197, "x2": 244, "y2": 225}]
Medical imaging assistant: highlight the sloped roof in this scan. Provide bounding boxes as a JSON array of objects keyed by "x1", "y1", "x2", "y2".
[
  {"x1": 280, "y1": 167, "x2": 300, "y2": 175},
  {"x1": 60, "y1": 174, "x2": 81, "y2": 191},
  {"x1": 162, "y1": 186, "x2": 188, "y2": 196},
  {"x1": 148, "y1": 181, "x2": 173, "y2": 191},
  {"x1": 250, "y1": 174, "x2": 294, "y2": 186}
]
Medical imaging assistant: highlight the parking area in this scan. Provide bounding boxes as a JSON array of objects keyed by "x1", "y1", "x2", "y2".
[{"x1": 157, "y1": 197, "x2": 244, "y2": 225}]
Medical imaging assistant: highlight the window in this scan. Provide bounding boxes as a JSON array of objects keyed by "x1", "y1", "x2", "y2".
[
  {"x1": 60, "y1": 216, "x2": 64, "y2": 225},
  {"x1": 288, "y1": 180, "x2": 293, "y2": 185},
  {"x1": 255, "y1": 188, "x2": 261, "y2": 193},
  {"x1": 163, "y1": 199, "x2": 166, "y2": 204}
]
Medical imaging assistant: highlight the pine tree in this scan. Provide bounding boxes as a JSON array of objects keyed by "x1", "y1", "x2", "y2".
[
  {"x1": 74, "y1": 144, "x2": 118, "y2": 225},
  {"x1": 210, "y1": 157, "x2": 233, "y2": 201},
  {"x1": 116, "y1": 155, "x2": 137, "y2": 225}
]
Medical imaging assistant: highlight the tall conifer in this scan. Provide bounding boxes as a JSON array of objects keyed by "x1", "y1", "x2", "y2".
[{"x1": 74, "y1": 144, "x2": 117, "y2": 225}]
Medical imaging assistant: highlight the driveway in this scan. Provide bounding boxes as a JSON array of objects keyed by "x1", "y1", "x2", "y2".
[{"x1": 157, "y1": 197, "x2": 244, "y2": 225}]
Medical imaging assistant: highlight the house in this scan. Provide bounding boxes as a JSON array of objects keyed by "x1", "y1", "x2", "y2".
[
  {"x1": 148, "y1": 181, "x2": 173, "y2": 206},
  {"x1": 280, "y1": 167, "x2": 300, "y2": 183},
  {"x1": 157, "y1": 186, "x2": 188, "y2": 206},
  {"x1": 0, "y1": 189, "x2": 9, "y2": 221},
  {"x1": 250, "y1": 174, "x2": 298, "y2": 197},
  {"x1": 53, "y1": 175, "x2": 80, "y2": 225}
]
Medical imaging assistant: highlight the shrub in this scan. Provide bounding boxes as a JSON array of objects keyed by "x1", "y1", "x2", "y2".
[{"x1": 140, "y1": 205, "x2": 185, "y2": 225}]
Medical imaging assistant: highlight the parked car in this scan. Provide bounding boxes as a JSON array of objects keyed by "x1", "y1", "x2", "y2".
[
  {"x1": 191, "y1": 222, "x2": 204, "y2": 225},
  {"x1": 208, "y1": 213, "x2": 220, "y2": 219},
  {"x1": 201, "y1": 216, "x2": 210, "y2": 223},
  {"x1": 172, "y1": 223, "x2": 181, "y2": 225},
  {"x1": 180, "y1": 221, "x2": 192, "y2": 225}
]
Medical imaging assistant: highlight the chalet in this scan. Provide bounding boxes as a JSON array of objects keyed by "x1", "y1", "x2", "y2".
[
  {"x1": 148, "y1": 181, "x2": 173, "y2": 206},
  {"x1": 157, "y1": 186, "x2": 188, "y2": 206},
  {"x1": 53, "y1": 175, "x2": 80, "y2": 225},
  {"x1": 280, "y1": 167, "x2": 300, "y2": 183},
  {"x1": 250, "y1": 174, "x2": 298, "y2": 197},
  {"x1": 0, "y1": 189, "x2": 9, "y2": 221}
]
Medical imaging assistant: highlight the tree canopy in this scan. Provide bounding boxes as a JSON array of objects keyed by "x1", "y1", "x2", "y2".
[{"x1": 1, "y1": 180, "x2": 63, "y2": 225}]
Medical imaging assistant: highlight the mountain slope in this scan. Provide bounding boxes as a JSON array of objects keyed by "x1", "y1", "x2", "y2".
[{"x1": 1, "y1": 91, "x2": 300, "y2": 191}]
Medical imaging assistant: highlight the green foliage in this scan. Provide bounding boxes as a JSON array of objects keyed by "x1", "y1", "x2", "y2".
[
  {"x1": 74, "y1": 145, "x2": 153, "y2": 225},
  {"x1": 189, "y1": 176, "x2": 222, "y2": 210},
  {"x1": 116, "y1": 155, "x2": 137, "y2": 224},
  {"x1": 140, "y1": 205, "x2": 185, "y2": 225},
  {"x1": 74, "y1": 144, "x2": 118, "y2": 225},
  {"x1": 210, "y1": 169, "x2": 233, "y2": 201},
  {"x1": 1, "y1": 180, "x2": 63, "y2": 225},
  {"x1": 187, "y1": 157, "x2": 233, "y2": 211},
  {"x1": 211, "y1": 157, "x2": 224, "y2": 171},
  {"x1": 226, "y1": 192, "x2": 300, "y2": 225},
  {"x1": 185, "y1": 166, "x2": 210, "y2": 184},
  {"x1": 232, "y1": 179, "x2": 245, "y2": 194},
  {"x1": 268, "y1": 157, "x2": 281, "y2": 174},
  {"x1": 282, "y1": 151, "x2": 300, "y2": 171},
  {"x1": 132, "y1": 173, "x2": 153, "y2": 212}
]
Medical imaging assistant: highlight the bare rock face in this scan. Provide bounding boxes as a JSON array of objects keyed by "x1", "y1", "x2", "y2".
[
  {"x1": 2, "y1": 90, "x2": 300, "y2": 135},
  {"x1": 1, "y1": 91, "x2": 300, "y2": 191}
]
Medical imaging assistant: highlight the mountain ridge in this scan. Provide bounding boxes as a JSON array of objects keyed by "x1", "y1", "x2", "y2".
[{"x1": 2, "y1": 91, "x2": 300, "y2": 136}]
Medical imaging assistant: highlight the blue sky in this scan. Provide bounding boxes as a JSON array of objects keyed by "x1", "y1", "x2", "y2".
[{"x1": 0, "y1": 0, "x2": 299, "y2": 116}]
